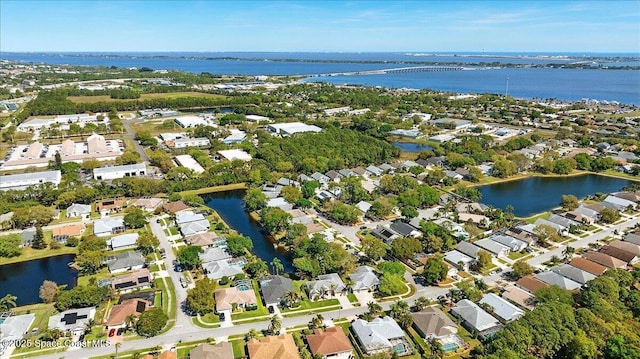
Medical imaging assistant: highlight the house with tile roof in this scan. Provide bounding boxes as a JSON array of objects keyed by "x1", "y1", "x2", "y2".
[
  {"x1": 307, "y1": 273, "x2": 346, "y2": 300},
  {"x1": 214, "y1": 286, "x2": 257, "y2": 319},
  {"x1": 569, "y1": 257, "x2": 608, "y2": 276},
  {"x1": 189, "y1": 342, "x2": 234, "y2": 359},
  {"x1": 109, "y1": 268, "x2": 152, "y2": 293},
  {"x1": 516, "y1": 275, "x2": 549, "y2": 294},
  {"x1": 163, "y1": 200, "x2": 190, "y2": 214},
  {"x1": 306, "y1": 327, "x2": 354, "y2": 359},
  {"x1": 106, "y1": 298, "x2": 150, "y2": 329},
  {"x1": 259, "y1": 275, "x2": 294, "y2": 307},
  {"x1": 599, "y1": 245, "x2": 638, "y2": 264},
  {"x1": 52, "y1": 223, "x2": 86, "y2": 243},
  {"x1": 247, "y1": 334, "x2": 300, "y2": 359},
  {"x1": 411, "y1": 307, "x2": 462, "y2": 351},
  {"x1": 583, "y1": 251, "x2": 627, "y2": 268}
]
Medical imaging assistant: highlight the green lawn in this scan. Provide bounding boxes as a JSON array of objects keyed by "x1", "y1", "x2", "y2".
[
  {"x1": 280, "y1": 298, "x2": 340, "y2": 313},
  {"x1": 507, "y1": 251, "x2": 528, "y2": 261},
  {"x1": 232, "y1": 339, "x2": 247, "y2": 358}
]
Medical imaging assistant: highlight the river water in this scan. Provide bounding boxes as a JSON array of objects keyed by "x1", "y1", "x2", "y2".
[
  {"x1": 477, "y1": 174, "x2": 636, "y2": 217},
  {"x1": 0, "y1": 254, "x2": 77, "y2": 306},
  {"x1": 202, "y1": 190, "x2": 294, "y2": 273}
]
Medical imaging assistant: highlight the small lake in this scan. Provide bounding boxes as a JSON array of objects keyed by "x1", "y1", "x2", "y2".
[
  {"x1": 390, "y1": 142, "x2": 433, "y2": 153},
  {"x1": 203, "y1": 190, "x2": 294, "y2": 273},
  {"x1": 0, "y1": 254, "x2": 77, "y2": 306},
  {"x1": 478, "y1": 174, "x2": 636, "y2": 217}
]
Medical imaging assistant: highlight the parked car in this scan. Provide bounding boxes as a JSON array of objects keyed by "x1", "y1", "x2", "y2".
[
  {"x1": 268, "y1": 306, "x2": 275, "y2": 314},
  {"x1": 108, "y1": 329, "x2": 116, "y2": 337}
]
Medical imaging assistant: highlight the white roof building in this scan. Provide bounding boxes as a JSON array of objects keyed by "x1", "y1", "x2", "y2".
[
  {"x1": 217, "y1": 149, "x2": 252, "y2": 162},
  {"x1": 173, "y1": 137, "x2": 210, "y2": 149},
  {"x1": 175, "y1": 154, "x2": 205, "y2": 174},
  {"x1": 93, "y1": 163, "x2": 147, "y2": 180},
  {"x1": 245, "y1": 114, "x2": 271, "y2": 122},
  {"x1": 94, "y1": 218, "x2": 125, "y2": 237},
  {"x1": 352, "y1": 316, "x2": 410, "y2": 355},
  {"x1": 174, "y1": 115, "x2": 209, "y2": 128},
  {"x1": 267, "y1": 122, "x2": 322, "y2": 135},
  {"x1": 479, "y1": 293, "x2": 524, "y2": 322},
  {"x1": 107, "y1": 233, "x2": 139, "y2": 250},
  {"x1": 0, "y1": 170, "x2": 62, "y2": 191}
]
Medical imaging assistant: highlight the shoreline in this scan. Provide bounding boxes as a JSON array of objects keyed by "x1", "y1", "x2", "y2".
[{"x1": 470, "y1": 170, "x2": 639, "y2": 188}]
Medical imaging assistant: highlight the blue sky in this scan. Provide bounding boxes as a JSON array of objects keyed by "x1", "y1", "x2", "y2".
[{"x1": 1, "y1": 1, "x2": 639, "y2": 52}]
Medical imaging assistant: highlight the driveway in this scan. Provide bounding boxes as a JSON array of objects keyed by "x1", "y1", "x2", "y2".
[{"x1": 354, "y1": 291, "x2": 374, "y2": 306}]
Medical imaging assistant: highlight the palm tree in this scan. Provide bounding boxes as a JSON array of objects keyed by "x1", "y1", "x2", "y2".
[
  {"x1": 84, "y1": 318, "x2": 95, "y2": 334},
  {"x1": 115, "y1": 342, "x2": 121, "y2": 358},
  {"x1": 245, "y1": 328, "x2": 259, "y2": 341},
  {"x1": 269, "y1": 315, "x2": 281, "y2": 335},
  {"x1": 329, "y1": 283, "x2": 337, "y2": 297},
  {"x1": 563, "y1": 246, "x2": 575, "y2": 261},
  {"x1": 311, "y1": 313, "x2": 324, "y2": 329},
  {"x1": 125, "y1": 314, "x2": 137, "y2": 331},
  {"x1": 413, "y1": 296, "x2": 430, "y2": 312},
  {"x1": 0, "y1": 294, "x2": 17, "y2": 312},
  {"x1": 284, "y1": 290, "x2": 298, "y2": 308},
  {"x1": 367, "y1": 301, "x2": 382, "y2": 317},
  {"x1": 270, "y1": 258, "x2": 284, "y2": 275}
]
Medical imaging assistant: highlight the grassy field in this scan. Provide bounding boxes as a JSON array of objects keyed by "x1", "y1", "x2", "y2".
[
  {"x1": 67, "y1": 91, "x2": 227, "y2": 103},
  {"x1": 0, "y1": 236, "x2": 77, "y2": 266}
]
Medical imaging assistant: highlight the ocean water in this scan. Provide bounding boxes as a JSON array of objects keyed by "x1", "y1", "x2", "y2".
[{"x1": 2, "y1": 52, "x2": 639, "y2": 105}]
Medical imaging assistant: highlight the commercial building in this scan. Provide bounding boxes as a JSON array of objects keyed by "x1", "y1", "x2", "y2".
[
  {"x1": 172, "y1": 137, "x2": 210, "y2": 149},
  {"x1": 0, "y1": 170, "x2": 61, "y2": 191},
  {"x1": 93, "y1": 163, "x2": 147, "y2": 180},
  {"x1": 175, "y1": 154, "x2": 205, "y2": 174},
  {"x1": 174, "y1": 115, "x2": 210, "y2": 128},
  {"x1": 2, "y1": 134, "x2": 123, "y2": 171},
  {"x1": 217, "y1": 149, "x2": 252, "y2": 162},
  {"x1": 267, "y1": 122, "x2": 322, "y2": 135},
  {"x1": 17, "y1": 113, "x2": 106, "y2": 131}
]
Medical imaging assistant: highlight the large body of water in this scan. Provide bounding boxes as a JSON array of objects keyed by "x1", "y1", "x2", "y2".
[
  {"x1": 0, "y1": 254, "x2": 77, "y2": 306},
  {"x1": 478, "y1": 174, "x2": 636, "y2": 217},
  {"x1": 2, "y1": 52, "x2": 639, "y2": 105},
  {"x1": 391, "y1": 142, "x2": 433, "y2": 153},
  {"x1": 203, "y1": 190, "x2": 294, "y2": 273}
]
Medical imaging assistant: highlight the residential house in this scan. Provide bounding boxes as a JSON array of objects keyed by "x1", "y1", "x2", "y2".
[
  {"x1": 311, "y1": 172, "x2": 331, "y2": 184},
  {"x1": 307, "y1": 327, "x2": 354, "y2": 359},
  {"x1": 0, "y1": 313, "x2": 35, "y2": 349},
  {"x1": 569, "y1": 257, "x2": 608, "y2": 276},
  {"x1": 552, "y1": 264, "x2": 597, "y2": 285},
  {"x1": 355, "y1": 201, "x2": 372, "y2": 214},
  {"x1": 516, "y1": 275, "x2": 549, "y2": 294},
  {"x1": 202, "y1": 258, "x2": 245, "y2": 280},
  {"x1": 163, "y1": 200, "x2": 190, "y2": 214},
  {"x1": 501, "y1": 285, "x2": 535, "y2": 311},
  {"x1": 451, "y1": 300, "x2": 502, "y2": 338},
  {"x1": 106, "y1": 299, "x2": 150, "y2": 330},
  {"x1": 624, "y1": 232, "x2": 640, "y2": 246},
  {"x1": 351, "y1": 316, "x2": 412, "y2": 356},
  {"x1": 458, "y1": 213, "x2": 491, "y2": 227},
  {"x1": 602, "y1": 195, "x2": 637, "y2": 211},
  {"x1": 107, "y1": 233, "x2": 139, "y2": 250},
  {"x1": 411, "y1": 307, "x2": 462, "y2": 351},
  {"x1": 371, "y1": 225, "x2": 399, "y2": 244},
  {"x1": 475, "y1": 238, "x2": 510, "y2": 258},
  {"x1": 106, "y1": 250, "x2": 145, "y2": 273},
  {"x1": 215, "y1": 286, "x2": 258, "y2": 319},
  {"x1": 94, "y1": 163, "x2": 147, "y2": 180},
  {"x1": 185, "y1": 232, "x2": 220, "y2": 248},
  {"x1": 487, "y1": 234, "x2": 528, "y2": 252},
  {"x1": 96, "y1": 199, "x2": 126, "y2": 217},
  {"x1": 132, "y1": 197, "x2": 164, "y2": 212},
  {"x1": 307, "y1": 273, "x2": 346, "y2": 300},
  {"x1": 599, "y1": 245, "x2": 638, "y2": 264},
  {"x1": 247, "y1": 334, "x2": 300, "y2": 359},
  {"x1": 444, "y1": 250, "x2": 474, "y2": 271},
  {"x1": 479, "y1": 293, "x2": 524, "y2": 323},
  {"x1": 176, "y1": 211, "x2": 210, "y2": 237},
  {"x1": 608, "y1": 240, "x2": 640, "y2": 257},
  {"x1": 535, "y1": 271, "x2": 582, "y2": 290},
  {"x1": 189, "y1": 342, "x2": 234, "y2": 359},
  {"x1": 110, "y1": 268, "x2": 152, "y2": 292},
  {"x1": 365, "y1": 165, "x2": 383, "y2": 177},
  {"x1": 532, "y1": 218, "x2": 568, "y2": 236},
  {"x1": 266, "y1": 197, "x2": 294, "y2": 211},
  {"x1": 94, "y1": 218, "x2": 125, "y2": 237},
  {"x1": 349, "y1": 266, "x2": 380, "y2": 293},
  {"x1": 389, "y1": 221, "x2": 422, "y2": 238},
  {"x1": 48, "y1": 307, "x2": 95, "y2": 336},
  {"x1": 260, "y1": 275, "x2": 294, "y2": 307},
  {"x1": 66, "y1": 203, "x2": 91, "y2": 219},
  {"x1": 505, "y1": 227, "x2": 538, "y2": 246},
  {"x1": 454, "y1": 241, "x2": 482, "y2": 259},
  {"x1": 583, "y1": 251, "x2": 627, "y2": 269},
  {"x1": 325, "y1": 170, "x2": 342, "y2": 182},
  {"x1": 378, "y1": 163, "x2": 395, "y2": 173},
  {"x1": 338, "y1": 169, "x2": 356, "y2": 178},
  {"x1": 547, "y1": 214, "x2": 580, "y2": 229},
  {"x1": 52, "y1": 223, "x2": 86, "y2": 243}
]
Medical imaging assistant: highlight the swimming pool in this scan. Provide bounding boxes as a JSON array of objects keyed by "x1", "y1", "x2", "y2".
[{"x1": 442, "y1": 343, "x2": 459, "y2": 352}]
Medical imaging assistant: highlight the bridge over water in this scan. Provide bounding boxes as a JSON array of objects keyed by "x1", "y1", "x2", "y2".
[{"x1": 310, "y1": 65, "x2": 467, "y2": 77}]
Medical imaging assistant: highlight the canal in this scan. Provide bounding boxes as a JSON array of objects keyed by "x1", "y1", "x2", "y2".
[
  {"x1": 390, "y1": 141, "x2": 433, "y2": 153},
  {"x1": 202, "y1": 190, "x2": 295, "y2": 273},
  {"x1": 478, "y1": 174, "x2": 635, "y2": 217},
  {"x1": 0, "y1": 254, "x2": 77, "y2": 306}
]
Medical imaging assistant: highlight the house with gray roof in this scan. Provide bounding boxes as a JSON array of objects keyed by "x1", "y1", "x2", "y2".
[
  {"x1": 259, "y1": 275, "x2": 294, "y2": 307},
  {"x1": 552, "y1": 264, "x2": 597, "y2": 285},
  {"x1": 602, "y1": 195, "x2": 637, "y2": 211},
  {"x1": 475, "y1": 238, "x2": 510, "y2": 258},
  {"x1": 202, "y1": 257, "x2": 245, "y2": 280},
  {"x1": 488, "y1": 234, "x2": 528, "y2": 252},
  {"x1": 533, "y1": 218, "x2": 568, "y2": 235},
  {"x1": 180, "y1": 220, "x2": 211, "y2": 237},
  {"x1": 573, "y1": 206, "x2": 600, "y2": 220},
  {"x1": 455, "y1": 241, "x2": 482, "y2": 259},
  {"x1": 66, "y1": 203, "x2": 91, "y2": 219},
  {"x1": 547, "y1": 214, "x2": 580, "y2": 229},
  {"x1": 311, "y1": 172, "x2": 330, "y2": 184},
  {"x1": 349, "y1": 266, "x2": 380, "y2": 293},
  {"x1": 175, "y1": 211, "x2": 206, "y2": 225},
  {"x1": 276, "y1": 177, "x2": 300, "y2": 187},
  {"x1": 325, "y1": 170, "x2": 342, "y2": 182},
  {"x1": 624, "y1": 233, "x2": 640, "y2": 246},
  {"x1": 355, "y1": 201, "x2": 372, "y2": 214},
  {"x1": 535, "y1": 271, "x2": 581, "y2": 290},
  {"x1": 371, "y1": 225, "x2": 399, "y2": 243},
  {"x1": 107, "y1": 233, "x2": 139, "y2": 250},
  {"x1": 444, "y1": 250, "x2": 474, "y2": 271},
  {"x1": 451, "y1": 299, "x2": 502, "y2": 338},
  {"x1": 94, "y1": 218, "x2": 125, "y2": 237},
  {"x1": 106, "y1": 250, "x2": 145, "y2": 273},
  {"x1": 352, "y1": 316, "x2": 412, "y2": 356},
  {"x1": 365, "y1": 165, "x2": 383, "y2": 177},
  {"x1": 307, "y1": 273, "x2": 346, "y2": 300},
  {"x1": 390, "y1": 221, "x2": 422, "y2": 237},
  {"x1": 411, "y1": 307, "x2": 462, "y2": 351},
  {"x1": 378, "y1": 163, "x2": 395, "y2": 173},
  {"x1": 0, "y1": 170, "x2": 62, "y2": 191},
  {"x1": 0, "y1": 313, "x2": 35, "y2": 346},
  {"x1": 48, "y1": 307, "x2": 95, "y2": 335},
  {"x1": 479, "y1": 293, "x2": 524, "y2": 323}
]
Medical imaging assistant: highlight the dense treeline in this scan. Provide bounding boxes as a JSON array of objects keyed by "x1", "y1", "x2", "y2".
[
  {"x1": 474, "y1": 268, "x2": 640, "y2": 359},
  {"x1": 256, "y1": 127, "x2": 400, "y2": 173},
  {"x1": 14, "y1": 89, "x2": 270, "y2": 123}
]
